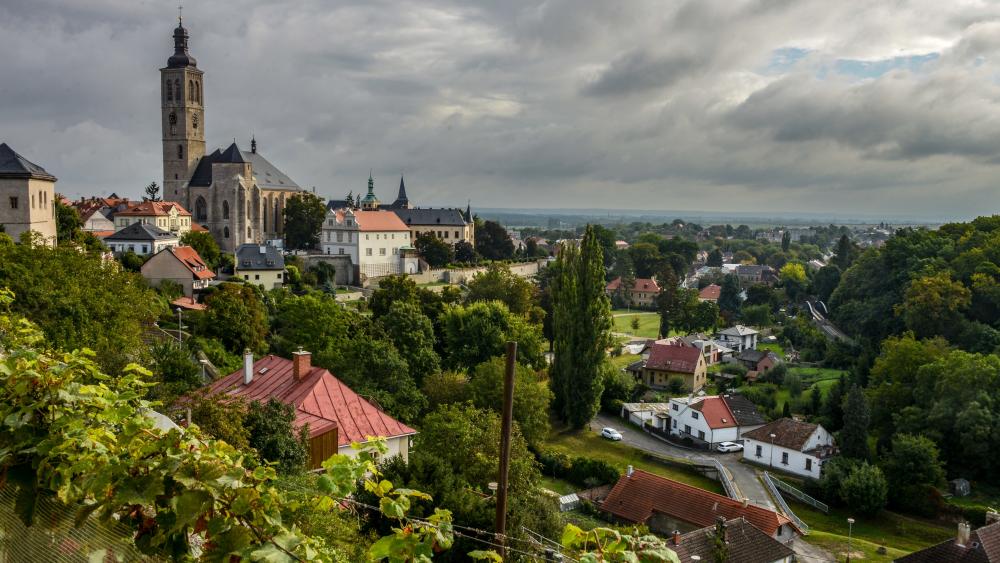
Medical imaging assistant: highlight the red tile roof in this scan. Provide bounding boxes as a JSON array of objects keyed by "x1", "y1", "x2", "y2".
[
  {"x1": 115, "y1": 201, "x2": 191, "y2": 217},
  {"x1": 602, "y1": 470, "x2": 795, "y2": 537},
  {"x1": 191, "y1": 223, "x2": 209, "y2": 232},
  {"x1": 202, "y1": 354, "x2": 416, "y2": 444},
  {"x1": 690, "y1": 396, "x2": 737, "y2": 429},
  {"x1": 698, "y1": 284, "x2": 721, "y2": 300},
  {"x1": 335, "y1": 209, "x2": 409, "y2": 232},
  {"x1": 606, "y1": 277, "x2": 623, "y2": 291},
  {"x1": 167, "y1": 246, "x2": 215, "y2": 280},
  {"x1": 646, "y1": 343, "x2": 702, "y2": 374},
  {"x1": 605, "y1": 277, "x2": 661, "y2": 294},
  {"x1": 171, "y1": 296, "x2": 206, "y2": 311}
]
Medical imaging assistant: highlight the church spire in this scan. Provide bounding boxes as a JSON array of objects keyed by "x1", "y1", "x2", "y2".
[
  {"x1": 361, "y1": 170, "x2": 380, "y2": 210},
  {"x1": 167, "y1": 9, "x2": 198, "y2": 68}
]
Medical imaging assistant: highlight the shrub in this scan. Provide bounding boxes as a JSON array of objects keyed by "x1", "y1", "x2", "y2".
[
  {"x1": 537, "y1": 450, "x2": 620, "y2": 488},
  {"x1": 839, "y1": 462, "x2": 888, "y2": 515},
  {"x1": 666, "y1": 377, "x2": 685, "y2": 394}
]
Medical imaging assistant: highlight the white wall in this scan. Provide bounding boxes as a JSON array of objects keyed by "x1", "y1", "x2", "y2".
[
  {"x1": 667, "y1": 398, "x2": 739, "y2": 446},
  {"x1": 337, "y1": 435, "x2": 411, "y2": 463},
  {"x1": 742, "y1": 428, "x2": 833, "y2": 480}
]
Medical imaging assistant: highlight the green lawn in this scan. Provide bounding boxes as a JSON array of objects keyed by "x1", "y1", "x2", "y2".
[
  {"x1": 544, "y1": 426, "x2": 723, "y2": 495},
  {"x1": 609, "y1": 353, "x2": 642, "y2": 370},
  {"x1": 790, "y1": 500, "x2": 953, "y2": 559},
  {"x1": 539, "y1": 476, "x2": 578, "y2": 495},
  {"x1": 611, "y1": 310, "x2": 661, "y2": 339},
  {"x1": 758, "y1": 342, "x2": 785, "y2": 357},
  {"x1": 788, "y1": 366, "x2": 845, "y2": 384}
]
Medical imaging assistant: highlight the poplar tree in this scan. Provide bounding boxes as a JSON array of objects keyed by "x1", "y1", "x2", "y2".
[
  {"x1": 550, "y1": 226, "x2": 613, "y2": 428},
  {"x1": 839, "y1": 384, "x2": 871, "y2": 460}
]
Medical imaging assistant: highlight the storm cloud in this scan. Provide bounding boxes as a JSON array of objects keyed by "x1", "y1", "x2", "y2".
[{"x1": 3, "y1": 0, "x2": 1000, "y2": 219}]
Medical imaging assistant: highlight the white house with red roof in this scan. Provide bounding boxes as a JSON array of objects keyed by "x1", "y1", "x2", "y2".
[
  {"x1": 321, "y1": 207, "x2": 419, "y2": 279},
  {"x1": 114, "y1": 200, "x2": 194, "y2": 234},
  {"x1": 199, "y1": 350, "x2": 416, "y2": 468},
  {"x1": 666, "y1": 394, "x2": 766, "y2": 448},
  {"x1": 140, "y1": 245, "x2": 215, "y2": 297}
]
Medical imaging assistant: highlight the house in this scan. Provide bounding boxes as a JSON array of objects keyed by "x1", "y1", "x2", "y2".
[
  {"x1": 606, "y1": 277, "x2": 661, "y2": 309},
  {"x1": 737, "y1": 264, "x2": 777, "y2": 286},
  {"x1": 895, "y1": 515, "x2": 1000, "y2": 562},
  {"x1": 675, "y1": 334, "x2": 729, "y2": 366},
  {"x1": 200, "y1": 350, "x2": 417, "y2": 468},
  {"x1": 742, "y1": 418, "x2": 837, "y2": 479},
  {"x1": 113, "y1": 200, "x2": 194, "y2": 234},
  {"x1": 630, "y1": 343, "x2": 707, "y2": 392},
  {"x1": 104, "y1": 222, "x2": 180, "y2": 255},
  {"x1": 698, "y1": 284, "x2": 721, "y2": 303},
  {"x1": 235, "y1": 244, "x2": 285, "y2": 289},
  {"x1": 390, "y1": 207, "x2": 475, "y2": 248},
  {"x1": 737, "y1": 349, "x2": 780, "y2": 375},
  {"x1": 601, "y1": 468, "x2": 799, "y2": 541},
  {"x1": 670, "y1": 517, "x2": 795, "y2": 563},
  {"x1": 620, "y1": 402, "x2": 672, "y2": 430},
  {"x1": 321, "y1": 207, "x2": 418, "y2": 280},
  {"x1": 717, "y1": 325, "x2": 759, "y2": 353},
  {"x1": 79, "y1": 206, "x2": 116, "y2": 232},
  {"x1": 141, "y1": 245, "x2": 215, "y2": 297},
  {"x1": 666, "y1": 395, "x2": 765, "y2": 447},
  {"x1": 615, "y1": 240, "x2": 630, "y2": 250},
  {"x1": 0, "y1": 142, "x2": 58, "y2": 246}
]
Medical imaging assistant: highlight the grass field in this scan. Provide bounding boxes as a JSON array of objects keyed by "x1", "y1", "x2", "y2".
[
  {"x1": 788, "y1": 366, "x2": 845, "y2": 384},
  {"x1": 611, "y1": 309, "x2": 661, "y2": 339},
  {"x1": 544, "y1": 426, "x2": 724, "y2": 495},
  {"x1": 539, "y1": 476, "x2": 577, "y2": 495},
  {"x1": 609, "y1": 353, "x2": 642, "y2": 370},
  {"x1": 758, "y1": 341, "x2": 785, "y2": 357},
  {"x1": 791, "y1": 500, "x2": 953, "y2": 560}
]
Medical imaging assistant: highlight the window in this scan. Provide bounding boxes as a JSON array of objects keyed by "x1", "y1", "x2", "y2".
[
  {"x1": 671, "y1": 404, "x2": 678, "y2": 411},
  {"x1": 177, "y1": 145, "x2": 183, "y2": 159},
  {"x1": 166, "y1": 80, "x2": 173, "y2": 101},
  {"x1": 672, "y1": 420, "x2": 677, "y2": 428},
  {"x1": 338, "y1": 248, "x2": 344, "y2": 255},
  {"x1": 755, "y1": 445, "x2": 762, "y2": 458},
  {"x1": 255, "y1": 274, "x2": 260, "y2": 280},
  {"x1": 697, "y1": 430, "x2": 705, "y2": 440},
  {"x1": 392, "y1": 247, "x2": 398, "y2": 255},
  {"x1": 31, "y1": 194, "x2": 35, "y2": 209},
  {"x1": 224, "y1": 226, "x2": 230, "y2": 238},
  {"x1": 805, "y1": 459, "x2": 812, "y2": 471},
  {"x1": 366, "y1": 248, "x2": 372, "y2": 256},
  {"x1": 444, "y1": 231, "x2": 449, "y2": 238},
  {"x1": 337, "y1": 232, "x2": 343, "y2": 242},
  {"x1": 366, "y1": 234, "x2": 370, "y2": 240},
  {"x1": 691, "y1": 412, "x2": 699, "y2": 420},
  {"x1": 781, "y1": 452, "x2": 788, "y2": 465},
  {"x1": 380, "y1": 248, "x2": 386, "y2": 256},
  {"x1": 244, "y1": 275, "x2": 249, "y2": 280},
  {"x1": 455, "y1": 231, "x2": 459, "y2": 238},
  {"x1": 188, "y1": 80, "x2": 194, "y2": 101},
  {"x1": 684, "y1": 425, "x2": 691, "y2": 434},
  {"x1": 223, "y1": 200, "x2": 230, "y2": 220},
  {"x1": 141, "y1": 245, "x2": 148, "y2": 253}
]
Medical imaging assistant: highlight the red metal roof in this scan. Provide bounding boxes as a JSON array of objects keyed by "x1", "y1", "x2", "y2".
[
  {"x1": 202, "y1": 354, "x2": 416, "y2": 444},
  {"x1": 602, "y1": 469, "x2": 795, "y2": 537},
  {"x1": 690, "y1": 396, "x2": 737, "y2": 429},
  {"x1": 645, "y1": 343, "x2": 702, "y2": 374}
]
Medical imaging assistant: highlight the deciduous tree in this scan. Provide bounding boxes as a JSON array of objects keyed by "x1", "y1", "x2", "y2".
[
  {"x1": 839, "y1": 384, "x2": 871, "y2": 460},
  {"x1": 282, "y1": 192, "x2": 326, "y2": 250},
  {"x1": 467, "y1": 357, "x2": 553, "y2": 446},
  {"x1": 415, "y1": 232, "x2": 454, "y2": 267},
  {"x1": 180, "y1": 230, "x2": 221, "y2": 269},
  {"x1": 465, "y1": 262, "x2": 536, "y2": 315}
]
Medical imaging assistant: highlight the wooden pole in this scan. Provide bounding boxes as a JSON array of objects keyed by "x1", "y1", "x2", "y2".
[{"x1": 495, "y1": 341, "x2": 517, "y2": 558}]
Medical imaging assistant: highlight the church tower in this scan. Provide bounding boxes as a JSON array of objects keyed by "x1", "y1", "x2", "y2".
[{"x1": 160, "y1": 15, "x2": 205, "y2": 201}]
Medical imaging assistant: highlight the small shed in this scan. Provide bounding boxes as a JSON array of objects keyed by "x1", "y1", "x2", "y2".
[{"x1": 950, "y1": 478, "x2": 971, "y2": 497}]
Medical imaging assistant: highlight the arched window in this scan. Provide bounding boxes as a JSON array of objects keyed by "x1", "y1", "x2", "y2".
[
  {"x1": 166, "y1": 80, "x2": 173, "y2": 101},
  {"x1": 274, "y1": 200, "x2": 280, "y2": 232},
  {"x1": 177, "y1": 145, "x2": 183, "y2": 160},
  {"x1": 247, "y1": 226, "x2": 252, "y2": 239},
  {"x1": 169, "y1": 112, "x2": 177, "y2": 135},
  {"x1": 174, "y1": 79, "x2": 180, "y2": 101},
  {"x1": 195, "y1": 196, "x2": 208, "y2": 222},
  {"x1": 222, "y1": 200, "x2": 229, "y2": 220},
  {"x1": 188, "y1": 80, "x2": 194, "y2": 102},
  {"x1": 263, "y1": 199, "x2": 268, "y2": 232},
  {"x1": 223, "y1": 226, "x2": 230, "y2": 239},
  {"x1": 195, "y1": 81, "x2": 200, "y2": 104}
]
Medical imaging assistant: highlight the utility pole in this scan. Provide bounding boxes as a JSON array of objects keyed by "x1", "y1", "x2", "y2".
[{"x1": 495, "y1": 341, "x2": 517, "y2": 559}]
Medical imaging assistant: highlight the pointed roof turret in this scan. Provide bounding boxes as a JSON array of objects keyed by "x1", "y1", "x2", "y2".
[
  {"x1": 218, "y1": 142, "x2": 247, "y2": 163},
  {"x1": 464, "y1": 201, "x2": 472, "y2": 222},
  {"x1": 167, "y1": 12, "x2": 198, "y2": 69},
  {"x1": 389, "y1": 175, "x2": 410, "y2": 209},
  {"x1": 360, "y1": 171, "x2": 380, "y2": 210}
]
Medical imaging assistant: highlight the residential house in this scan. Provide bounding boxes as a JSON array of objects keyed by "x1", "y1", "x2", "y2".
[
  {"x1": 675, "y1": 334, "x2": 729, "y2": 366},
  {"x1": 321, "y1": 207, "x2": 418, "y2": 279},
  {"x1": 141, "y1": 245, "x2": 215, "y2": 297},
  {"x1": 80, "y1": 206, "x2": 116, "y2": 233},
  {"x1": 104, "y1": 222, "x2": 180, "y2": 255},
  {"x1": 737, "y1": 264, "x2": 777, "y2": 286},
  {"x1": 615, "y1": 240, "x2": 630, "y2": 250},
  {"x1": 601, "y1": 468, "x2": 799, "y2": 540},
  {"x1": 895, "y1": 515, "x2": 1000, "y2": 563},
  {"x1": 717, "y1": 325, "x2": 759, "y2": 353},
  {"x1": 200, "y1": 350, "x2": 417, "y2": 468},
  {"x1": 628, "y1": 343, "x2": 707, "y2": 392},
  {"x1": 606, "y1": 277, "x2": 661, "y2": 309},
  {"x1": 698, "y1": 284, "x2": 721, "y2": 303},
  {"x1": 742, "y1": 418, "x2": 837, "y2": 479},
  {"x1": 0, "y1": 142, "x2": 57, "y2": 246},
  {"x1": 113, "y1": 200, "x2": 194, "y2": 234},
  {"x1": 670, "y1": 517, "x2": 795, "y2": 563},
  {"x1": 620, "y1": 402, "x2": 672, "y2": 430},
  {"x1": 235, "y1": 243, "x2": 285, "y2": 289},
  {"x1": 666, "y1": 395, "x2": 765, "y2": 447},
  {"x1": 737, "y1": 349, "x2": 780, "y2": 381}
]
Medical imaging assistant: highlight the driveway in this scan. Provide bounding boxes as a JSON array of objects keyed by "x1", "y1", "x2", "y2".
[{"x1": 590, "y1": 413, "x2": 774, "y2": 510}]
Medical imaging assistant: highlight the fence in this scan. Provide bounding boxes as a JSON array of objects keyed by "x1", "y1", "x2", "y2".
[
  {"x1": 762, "y1": 471, "x2": 810, "y2": 535},
  {"x1": 709, "y1": 458, "x2": 740, "y2": 500},
  {"x1": 769, "y1": 473, "x2": 829, "y2": 513}
]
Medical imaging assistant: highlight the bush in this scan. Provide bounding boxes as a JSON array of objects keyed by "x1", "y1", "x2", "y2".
[
  {"x1": 762, "y1": 362, "x2": 787, "y2": 384},
  {"x1": 784, "y1": 373, "x2": 803, "y2": 397},
  {"x1": 839, "y1": 462, "x2": 888, "y2": 515},
  {"x1": 666, "y1": 377, "x2": 685, "y2": 394},
  {"x1": 537, "y1": 450, "x2": 620, "y2": 488}
]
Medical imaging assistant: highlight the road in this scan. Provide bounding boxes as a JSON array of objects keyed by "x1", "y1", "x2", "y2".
[{"x1": 590, "y1": 413, "x2": 774, "y2": 510}]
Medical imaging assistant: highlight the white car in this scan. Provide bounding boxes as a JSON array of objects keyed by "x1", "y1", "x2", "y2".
[
  {"x1": 601, "y1": 427, "x2": 623, "y2": 441},
  {"x1": 716, "y1": 441, "x2": 744, "y2": 453}
]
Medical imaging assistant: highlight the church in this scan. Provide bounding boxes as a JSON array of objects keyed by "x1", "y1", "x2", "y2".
[{"x1": 160, "y1": 18, "x2": 302, "y2": 252}]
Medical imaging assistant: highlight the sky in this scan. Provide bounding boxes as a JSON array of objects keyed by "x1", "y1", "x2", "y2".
[{"x1": 3, "y1": 0, "x2": 1000, "y2": 220}]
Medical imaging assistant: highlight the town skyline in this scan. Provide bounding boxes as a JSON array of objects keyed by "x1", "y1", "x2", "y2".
[{"x1": 3, "y1": 1, "x2": 1000, "y2": 219}]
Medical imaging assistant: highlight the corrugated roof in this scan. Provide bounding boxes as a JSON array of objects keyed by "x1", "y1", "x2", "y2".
[
  {"x1": 201, "y1": 354, "x2": 416, "y2": 444},
  {"x1": 602, "y1": 470, "x2": 795, "y2": 537},
  {"x1": 722, "y1": 394, "x2": 766, "y2": 427},
  {"x1": 0, "y1": 143, "x2": 56, "y2": 181}
]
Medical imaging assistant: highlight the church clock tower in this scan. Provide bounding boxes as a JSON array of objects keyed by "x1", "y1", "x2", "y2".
[{"x1": 160, "y1": 16, "x2": 205, "y2": 201}]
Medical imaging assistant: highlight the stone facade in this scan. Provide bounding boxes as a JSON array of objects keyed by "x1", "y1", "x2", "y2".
[
  {"x1": 160, "y1": 20, "x2": 300, "y2": 253},
  {"x1": 0, "y1": 143, "x2": 57, "y2": 246}
]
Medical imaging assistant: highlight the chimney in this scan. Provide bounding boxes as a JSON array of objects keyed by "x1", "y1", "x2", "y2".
[
  {"x1": 741, "y1": 498, "x2": 749, "y2": 508},
  {"x1": 243, "y1": 349, "x2": 254, "y2": 385},
  {"x1": 293, "y1": 348, "x2": 311, "y2": 381},
  {"x1": 626, "y1": 465, "x2": 634, "y2": 477},
  {"x1": 672, "y1": 530, "x2": 681, "y2": 546},
  {"x1": 957, "y1": 522, "x2": 971, "y2": 547}
]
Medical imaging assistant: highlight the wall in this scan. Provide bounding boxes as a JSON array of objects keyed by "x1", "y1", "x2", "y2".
[
  {"x1": 0, "y1": 177, "x2": 57, "y2": 246},
  {"x1": 742, "y1": 437, "x2": 826, "y2": 479},
  {"x1": 337, "y1": 435, "x2": 410, "y2": 463},
  {"x1": 142, "y1": 250, "x2": 195, "y2": 297},
  {"x1": 407, "y1": 259, "x2": 545, "y2": 285},
  {"x1": 235, "y1": 268, "x2": 284, "y2": 290},
  {"x1": 301, "y1": 254, "x2": 356, "y2": 286}
]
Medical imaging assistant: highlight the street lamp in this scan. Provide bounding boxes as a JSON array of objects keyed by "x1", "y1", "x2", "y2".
[
  {"x1": 199, "y1": 358, "x2": 209, "y2": 382},
  {"x1": 846, "y1": 517, "x2": 855, "y2": 563},
  {"x1": 769, "y1": 433, "x2": 776, "y2": 469}
]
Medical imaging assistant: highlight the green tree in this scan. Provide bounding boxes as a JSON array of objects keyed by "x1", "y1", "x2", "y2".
[
  {"x1": 465, "y1": 262, "x2": 536, "y2": 315},
  {"x1": 839, "y1": 385, "x2": 871, "y2": 460},
  {"x1": 422, "y1": 371, "x2": 469, "y2": 408},
  {"x1": 784, "y1": 372, "x2": 803, "y2": 398},
  {"x1": 369, "y1": 274, "x2": 420, "y2": 318},
  {"x1": 283, "y1": 192, "x2": 326, "y2": 250},
  {"x1": 149, "y1": 341, "x2": 202, "y2": 401},
  {"x1": 839, "y1": 462, "x2": 888, "y2": 515},
  {"x1": 440, "y1": 300, "x2": 545, "y2": 371},
  {"x1": 812, "y1": 265, "x2": 842, "y2": 303},
  {"x1": 880, "y1": 433, "x2": 946, "y2": 514},
  {"x1": 415, "y1": 232, "x2": 455, "y2": 267},
  {"x1": 118, "y1": 249, "x2": 146, "y2": 272},
  {"x1": 245, "y1": 398, "x2": 309, "y2": 474},
  {"x1": 467, "y1": 357, "x2": 553, "y2": 446},
  {"x1": 202, "y1": 283, "x2": 268, "y2": 355},
  {"x1": 741, "y1": 304, "x2": 772, "y2": 326},
  {"x1": 629, "y1": 242, "x2": 663, "y2": 278},
  {"x1": 832, "y1": 234, "x2": 859, "y2": 271},
  {"x1": 550, "y1": 225, "x2": 613, "y2": 428},
  {"x1": 179, "y1": 230, "x2": 222, "y2": 269},
  {"x1": 270, "y1": 291, "x2": 359, "y2": 358},
  {"x1": 54, "y1": 198, "x2": 83, "y2": 243},
  {"x1": 866, "y1": 334, "x2": 948, "y2": 440},
  {"x1": 781, "y1": 230, "x2": 791, "y2": 252},
  {"x1": 655, "y1": 266, "x2": 680, "y2": 337},
  {"x1": 779, "y1": 262, "x2": 807, "y2": 301},
  {"x1": 717, "y1": 274, "x2": 742, "y2": 315},
  {"x1": 693, "y1": 300, "x2": 720, "y2": 331},
  {"x1": 474, "y1": 219, "x2": 515, "y2": 260},
  {"x1": 454, "y1": 239, "x2": 478, "y2": 263},
  {"x1": 377, "y1": 300, "x2": 441, "y2": 383},
  {"x1": 334, "y1": 335, "x2": 427, "y2": 422},
  {"x1": 897, "y1": 272, "x2": 971, "y2": 339},
  {"x1": 706, "y1": 248, "x2": 723, "y2": 267},
  {"x1": 144, "y1": 180, "x2": 160, "y2": 201}
]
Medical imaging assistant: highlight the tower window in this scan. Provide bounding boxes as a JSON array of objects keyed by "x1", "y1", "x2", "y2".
[
  {"x1": 169, "y1": 112, "x2": 177, "y2": 135},
  {"x1": 177, "y1": 145, "x2": 183, "y2": 160},
  {"x1": 189, "y1": 80, "x2": 194, "y2": 102},
  {"x1": 195, "y1": 81, "x2": 201, "y2": 104},
  {"x1": 166, "y1": 80, "x2": 173, "y2": 101},
  {"x1": 192, "y1": 113, "x2": 198, "y2": 130},
  {"x1": 9, "y1": 197, "x2": 17, "y2": 209},
  {"x1": 224, "y1": 226, "x2": 230, "y2": 239},
  {"x1": 223, "y1": 200, "x2": 230, "y2": 220}
]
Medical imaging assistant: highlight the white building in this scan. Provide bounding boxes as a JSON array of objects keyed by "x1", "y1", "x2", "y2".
[
  {"x1": 103, "y1": 222, "x2": 180, "y2": 255},
  {"x1": 321, "y1": 207, "x2": 418, "y2": 279},
  {"x1": 742, "y1": 418, "x2": 837, "y2": 479},
  {"x1": 717, "y1": 325, "x2": 759, "y2": 353},
  {"x1": 666, "y1": 395, "x2": 765, "y2": 448},
  {"x1": 235, "y1": 243, "x2": 285, "y2": 290}
]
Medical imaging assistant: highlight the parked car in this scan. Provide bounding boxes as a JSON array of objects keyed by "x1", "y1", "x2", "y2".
[
  {"x1": 601, "y1": 427, "x2": 623, "y2": 441},
  {"x1": 716, "y1": 441, "x2": 744, "y2": 453}
]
